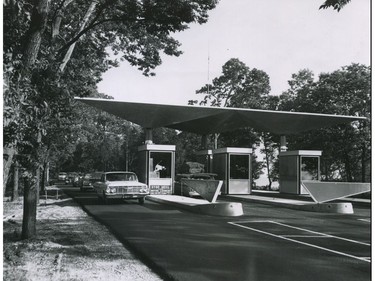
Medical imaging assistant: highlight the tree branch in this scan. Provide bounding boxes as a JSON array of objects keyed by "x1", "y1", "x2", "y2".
[{"x1": 59, "y1": 0, "x2": 99, "y2": 72}]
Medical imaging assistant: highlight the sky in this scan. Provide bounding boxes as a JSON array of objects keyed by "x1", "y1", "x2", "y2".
[{"x1": 97, "y1": 0, "x2": 370, "y2": 105}]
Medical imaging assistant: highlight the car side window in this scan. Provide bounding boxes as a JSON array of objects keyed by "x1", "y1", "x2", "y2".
[{"x1": 101, "y1": 174, "x2": 105, "y2": 182}]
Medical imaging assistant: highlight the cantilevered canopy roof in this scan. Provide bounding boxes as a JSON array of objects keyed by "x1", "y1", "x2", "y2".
[{"x1": 75, "y1": 97, "x2": 366, "y2": 135}]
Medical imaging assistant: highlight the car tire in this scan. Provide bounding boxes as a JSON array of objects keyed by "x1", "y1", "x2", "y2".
[
  {"x1": 138, "y1": 197, "x2": 145, "y2": 205},
  {"x1": 103, "y1": 193, "x2": 110, "y2": 205}
]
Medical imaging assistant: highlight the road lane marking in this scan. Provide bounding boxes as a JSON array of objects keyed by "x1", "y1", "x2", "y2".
[
  {"x1": 358, "y1": 218, "x2": 370, "y2": 223},
  {"x1": 228, "y1": 221, "x2": 370, "y2": 263},
  {"x1": 229, "y1": 220, "x2": 370, "y2": 246},
  {"x1": 270, "y1": 221, "x2": 370, "y2": 246},
  {"x1": 281, "y1": 235, "x2": 330, "y2": 238}
]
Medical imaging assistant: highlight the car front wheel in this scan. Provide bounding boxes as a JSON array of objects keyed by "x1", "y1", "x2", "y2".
[
  {"x1": 103, "y1": 193, "x2": 110, "y2": 205},
  {"x1": 138, "y1": 197, "x2": 145, "y2": 205}
]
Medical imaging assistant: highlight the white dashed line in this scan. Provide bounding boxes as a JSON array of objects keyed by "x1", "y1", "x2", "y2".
[
  {"x1": 271, "y1": 221, "x2": 370, "y2": 246},
  {"x1": 281, "y1": 235, "x2": 330, "y2": 238},
  {"x1": 228, "y1": 220, "x2": 370, "y2": 263}
]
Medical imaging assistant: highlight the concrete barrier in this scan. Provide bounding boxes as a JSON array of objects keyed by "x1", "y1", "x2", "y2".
[
  {"x1": 302, "y1": 181, "x2": 370, "y2": 203},
  {"x1": 146, "y1": 195, "x2": 244, "y2": 217},
  {"x1": 297, "y1": 202, "x2": 353, "y2": 214},
  {"x1": 223, "y1": 194, "x2": 355, "y2": 214},
  {"x1": 181, "y1": 179, "x2": 223, "y2": 203}
]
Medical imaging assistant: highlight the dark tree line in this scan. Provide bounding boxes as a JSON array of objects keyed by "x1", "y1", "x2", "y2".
[
  {"x1": 191, "y1": 60, "x2": 370, "y2": 187},
  {"x1": 278, "y1": 65, "x2": 370, "y2": 182},
  {"x1": 3, "y1": 0, "x2": 219, "y2": 239}
]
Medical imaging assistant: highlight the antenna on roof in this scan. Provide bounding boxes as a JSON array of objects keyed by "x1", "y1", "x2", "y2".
[{"x1": 207, "y1": 42, "x2": 210, "y2": 97}]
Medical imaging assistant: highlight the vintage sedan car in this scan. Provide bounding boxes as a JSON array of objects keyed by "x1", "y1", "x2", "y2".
[
  {"x1": 79, "y1": 173, "x2": 92, "y2": 191},
  {"x1": 93, "y1": 171, "x2": 149, "y2": 204},
  {"x1": 58, "y1": 172, "x2": 67, "y2": 182},
  {"x1": 79, "y1": 172, "x2": 103, "y2": 192},
  {"x1": 66, "y1": 172, "x2": 79, "y2": 185},
  {"x1": 72, "y1": 173, "x2": 83, "y2": 187}
]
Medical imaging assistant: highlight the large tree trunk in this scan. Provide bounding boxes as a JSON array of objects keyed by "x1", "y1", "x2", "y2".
[
  {"x1": 22, "y1": 175, "x2": 38, "y2": 239},
  {"x1": 23, "y1": 0, "x2": 50, "y2": 69},
  {"x1": 3, "y1": 145, "x2": 16, "y2": 196},
  {"x1": 11, "y1": 161, "x2": 19, "y2": 201},
  {"x1": 19, "y1": 0, "x2": 50, "y2": 240},
  {"x1": 41, "y1": 162, "x2": 48, "y2": 192},
  {"x1": 51, "y1": 0, "x2": 74, "y2": 38},
  {"x1": 36, "y1": 167, "x2": 41, "y2": 205}
]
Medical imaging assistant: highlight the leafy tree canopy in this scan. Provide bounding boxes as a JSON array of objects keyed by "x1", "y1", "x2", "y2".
[
  {"x1": 279, "y1": 64, "x2": 370, "y2": 182},
  {"x1": 3, "y1": 0, "x2": 219, "y2": 184},
  {"x1": 319, "y1": 0, "x2": 351, "y2": 11},
  {"x1": 191, "y1": 58, "x2": 271, "y2": 108}
]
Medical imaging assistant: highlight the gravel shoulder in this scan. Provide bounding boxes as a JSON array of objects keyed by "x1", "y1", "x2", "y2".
[{"x1": 3, "y1": 193, "x2": 163, "y2": 281}]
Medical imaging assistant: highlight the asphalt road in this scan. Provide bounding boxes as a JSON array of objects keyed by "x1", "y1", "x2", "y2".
[{"x1": 61, "y1": 186, "x2": 371, "y2": 281}]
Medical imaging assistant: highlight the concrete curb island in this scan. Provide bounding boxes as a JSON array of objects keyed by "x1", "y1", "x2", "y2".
[
  {"x1": 222, "y1": 194, "x2": 356, "y2": 214},
  {"x1": 147, "y1": 193, "x2": 364, "y2": 215},
  {"x1": 146, "y1": 195, "x2": 244, "y2": 216}
]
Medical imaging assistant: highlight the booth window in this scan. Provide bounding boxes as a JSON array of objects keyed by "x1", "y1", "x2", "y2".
[
  {"x1": 301, "y1": 157, "x2": 319, "y2": 181},
  {"x1": 230, "y1": 154, "x2": 249, "y2": 179},
  {"x1": 149, "y1": 152, "x2": 172, "y2": 178}
]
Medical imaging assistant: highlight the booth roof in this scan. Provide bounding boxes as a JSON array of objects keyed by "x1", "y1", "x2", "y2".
[{"x1": 75, "y1": 97, "x2": 366, "y2": 135}]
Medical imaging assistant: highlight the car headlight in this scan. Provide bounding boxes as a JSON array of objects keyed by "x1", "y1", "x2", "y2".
[
  {"x1": 140, "y1": 187, "x2": 149, "y2": 193},
  {"x1": 106, "y1": 187, "x2": 117, "y2": 194}
]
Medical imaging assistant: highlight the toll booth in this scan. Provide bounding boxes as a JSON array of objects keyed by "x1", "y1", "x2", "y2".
[
  {"x1": 138, "y1": 144, "x2": 176, "y2": 195},
  {"x1": 279, "y1": 150, "x2": 322, "y2": 194},
  {"x1": 212, "y1": 147, "x2": 252, "y2": 194}
]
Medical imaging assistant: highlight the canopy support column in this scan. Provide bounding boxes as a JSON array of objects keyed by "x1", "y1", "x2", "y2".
[
  {"x1": 280, "y1": 135, "x2": 288, "y2": 152},
  {"x1": 145, "y1": 128, "x2": 153, "y2": 144}
]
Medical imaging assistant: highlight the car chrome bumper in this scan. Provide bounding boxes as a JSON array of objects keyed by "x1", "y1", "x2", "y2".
[{"x1": 105, "y1": 193, "x2": 148, "y2": 199}]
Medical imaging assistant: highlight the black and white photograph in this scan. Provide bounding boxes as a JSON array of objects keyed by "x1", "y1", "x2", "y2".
[{"x1": 3, "y1": 0, "x2": 371, "y2": 280}]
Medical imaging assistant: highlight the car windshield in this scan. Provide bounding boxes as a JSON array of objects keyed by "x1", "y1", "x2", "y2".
[{"x1": 106, "y1": 173, "x2": 136, "y2": 182}]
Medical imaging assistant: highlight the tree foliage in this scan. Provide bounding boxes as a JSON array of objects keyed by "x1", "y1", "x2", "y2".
[
  {"x1": 55, "y1": 97, "x2": 144, "y2": 174},
  {"x1": 3, "y1": 0, "x2": 219, "y2": 179},
  {"x1": 319, "y1": 0, "x2": 351, "y2": 11},
  {"x1": 191, "y1": 58, "x2": 271, "y2": 108},
  {"x1": 3, "y1": 0, "x2": 218, "y2": 238},
  {"x1": 191, "y1": 58, "x2": 275, "y2": 184},
  {"x1": 279, "y1": 64, "x2": 370, "y2": 182}
]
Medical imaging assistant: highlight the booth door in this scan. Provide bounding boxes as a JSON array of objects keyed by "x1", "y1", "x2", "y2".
[
  {"x1": 149, "y1": 151, "x2": 173, "y2": 195},
  {"x1": 300, "y1": 156, "x2": 320, "y2": 195},
  {"x1": 228, "y1": 154, "x2": 251, "y2": 194},
  {"x1": 279, "y1": 156, "x2": 300, "y2": 194}
]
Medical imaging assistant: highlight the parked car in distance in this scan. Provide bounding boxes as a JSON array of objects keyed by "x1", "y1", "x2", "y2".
[
  {"x1": 72, "y1": 173, "x2": 83, "y2": 187},
  {"x1": 58, "y1": 172, "x2": 67, "y2": 182},
  {"x1": 175, "y1": 173, "x2": 218, "y2": 197},
  {"x1": 93, "y1": 171, "x2": 149, "y2": 204},
  {"x1": 79, "y1": 172, "x2": 102, "y2": 192},
  {"x1": 66, "y1": 172, "x2": 79, "y2": 185}
]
